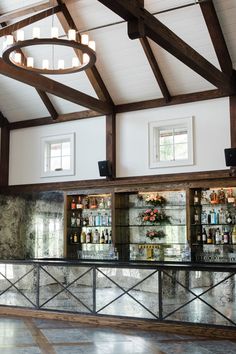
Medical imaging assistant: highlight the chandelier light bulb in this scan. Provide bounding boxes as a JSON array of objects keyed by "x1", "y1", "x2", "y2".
[
  {"x1": 32, "y1": 27, "x2": 40, "y2": 39},
  {"x1": 6, "y1": 35, "x2": 14, "y2": 46},
  {"x1": 72, "y1": 57, "x2": 79, "y2": 67},
  {"x1": 16, "y1": 30, "x2": 24, "y2": 42},
  {"x1": 51, "y1": 27, "x2": 59, "y2": 38},
  {"x1": 42, "y1": 59, "x2": 49, "y2": 70},
  {"x1": 88, "y1": 40, "x2": 96, "y2": 51},
  {"x1": 68, "y1": 29, "x2": 76, "y2": 41},
  {"x1": 81, "y1": 34, "x2": 89, "y2": 45},
  {"x1": 58, "y1": 59, "x2": 65, "y2": 70},
  {"x1": 83, "y1": 53, "x2": 89, "y2": 65},
  {"x1": 14, "y1": 52, "x2": 22, "y2": 64},
  {"x1": 27, "y1": 57, "x2": 34, "y2": 68}
]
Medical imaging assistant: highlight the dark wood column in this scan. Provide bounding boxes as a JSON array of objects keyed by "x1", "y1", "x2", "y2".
[
  {"x1": 106, "y1": 113, "x2": 116, "y2": 179},
  {"x1": 0, "y1": 124, "x2": 10, "y2": 186},
  {"x1": 230, "y1": 95, "x2": 236, "y2": 148}
]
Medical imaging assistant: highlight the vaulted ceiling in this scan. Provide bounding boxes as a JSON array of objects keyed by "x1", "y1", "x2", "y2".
[{"x1": 0, "y1": 0, "x2": 235, "y2": 126}]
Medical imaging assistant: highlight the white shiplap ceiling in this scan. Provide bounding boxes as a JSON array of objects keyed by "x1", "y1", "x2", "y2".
[{"x1": 0, "y1": 0, "x2": 235, "y2": 122}]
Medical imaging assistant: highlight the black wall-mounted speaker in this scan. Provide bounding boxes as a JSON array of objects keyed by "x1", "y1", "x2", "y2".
[
  {"x1": 224, "y1": 148, "x2": 236, "y2": 166},
  {"x1": 98, "y1": 160, "x2": 112, "y2": 177}
]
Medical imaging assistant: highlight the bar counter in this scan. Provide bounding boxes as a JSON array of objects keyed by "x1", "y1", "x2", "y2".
[{"x1": 0, "y1": 259, "x2": 236, "y2": 330}]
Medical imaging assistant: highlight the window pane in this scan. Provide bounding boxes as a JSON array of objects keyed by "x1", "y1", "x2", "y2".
[
  {"x1": 62, "y1": 156, "x2": 71, "y2": 170},
  {"x1": 175, "y1": 143, "x2": 188, "y2": 160},
  {"x1": 174, "y1": 128, "x2": 188, "y2": 144},
  {"x1": 159, "y1": 129, "x2": 173, "y2": 145},
  {"x1": 50, "y1": 143, "x2": 62, "y2": 157},
  {"x1": 160, "y1": 145, "x2": 173, "y2": 161},
  {"x1": 50, "y1": 157, "x2": 62, "y2": 171},
  {"x1": 62, "y1": 141, "x2": 71, "y2": 156}
]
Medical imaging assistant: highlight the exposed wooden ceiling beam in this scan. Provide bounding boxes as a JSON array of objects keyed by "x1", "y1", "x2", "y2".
[
  {"x1": 98, "y1": 0, "x2": 236, "y2": 93},
  {"x1": 0, "y1": 1, "x2": 54, "y2": 23},
  {"x1": 200, "y1": 0, "x2": 233, "y2": 76},
  {"x1": 0, "y1": 58, "x2": 113, "y2": 114},
  {"x1": 0, "y1": 6, "x2": 62, "y2": 37},
  {"x1": 0, "y1": 111, "x2": 9, "y2": 127},
  {"x1": 56, "y1": 1, "x2": 114, "y2": 105},
  {"x1": 116, "y1": 89, "x2": 230, "y2": 113},
  {"x1": 9, "y1": 110, "x2": 103, "y2": 130},
  {"x1": 139, "y1": 37, "x2": 170, "y2": 102},
  {"x1": 36, "y1": 89, "x2": 58, "y2": 120}
]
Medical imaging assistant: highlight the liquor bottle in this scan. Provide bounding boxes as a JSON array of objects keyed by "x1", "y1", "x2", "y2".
[
  {"x1": 100, "y1": 231, "x2": 105, "y2": 244},
  {"x1": 226, "y1": 210, "x2": 233, "y2": 224},
  {"x1": 194, "y1": 208, "x2": 200, "y2": 224},
  {"x1": 227, "y1": 189, "x2": 235, "y2": 203},
  {"x1": 108, "y1": 230, "x2": 112, "y2": 244},
  {"x1": 99, "y1": 197, "x2": 105, "y2": 209},
  {"x1": 76, "y1": 213, "x2": 81, "y2": 227},
  {"x1": 86, "y1": 229, "x2": 92, "y2": 243},
  {"x1": 105, "y1": 229, "x2": 109, "y2": 243},
  {"x1": 231, "y1": 226, "x2": 236, "y2": 244},
  {"x1": 73, "y1": 232, "x2": 78, "y2": 243},
  {"x1": 71, "y1": 198, "x2": 76, "y2": 210},
  {"x1": 88, "y1": 212, "x2": 94, "y2": 226},
  {"x1": 218, "y1": 188, "x2": 226, "y2": 204},
  {"x1": 197, "y1": 231, "x2": 202, "y2": 244},
  {"x1": 103, "y1": 213, "x2": 109, "y2": 226},
  {"x1": 207, "y1": 229, "x2": 213, "y2": 244},
  {"x1": 218, "y1": 208, "x2": 224, "y2": 224},
  {"x1": 69, "y1": 234, "x2": 73, "y2": 243},
  {"x1": 90, "y1": 197, "x2": 98, "y2": 209},
  {"x1": 202, "y1": 228, "x2": 207, "y2": 244},
  {"x1": 223, "y1": 229, "x2": 229, "y2": 244},
  {"x1": 201, "y1": 209, "x2": 208, "y2": 224},
  {"x1": 82, "y1": 196, "x2": 89, "y2": 209},
  {"x1": 210, "y1": 209, "x2": 216, "y2": 224},
  {"x1": 70, "y1": 212, "x2": 76, "y2": 227},
  {"x1": 76, "y1": 196, "x2": 83, "y2": 209},
  {"x1": 80, "y1": 231, "x2": 86, "y2": 243},
  {"x1": 94, "y1": 229, "x2": 100, "y2": 243},
  {"x1": 95, "y1": 213, "x2": 101, "y2": 226},
  {"x1": 215, "y1": 228, "x2": 221, "y2": 245},
  {"x1": 194, "y1": 190, "x2": 199, "y2": 204}
]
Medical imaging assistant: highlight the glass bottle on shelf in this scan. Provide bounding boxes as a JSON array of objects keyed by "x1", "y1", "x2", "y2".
[
  {"x1": 76, "y1": 213, "x2": 81, "y2": 227},
  {"x1": 202, "y1": 228, "x2": 207, "y2": 244},
  {"x1": 73, "y1": 232, "x2": 78, "y2": 243},
  {"x1": 215, "y1": 228, "x2": 221, "y2": 245},
  {"x1": 99, "y1": 198, "x2": 105, "y2": 209},
  {"x1": 105, "y1": 229, "x2": 109, "y2": 243},
  {"x1": 194, "y1": 191, "x2": 199, "y2": 204},
  {"x1": 194, "y1": 208, "x2": 200, "y2": 224},
  {"x1": 100, "y1": 230, "x2": 105, "y2": 244},
  {"x1": 226, "y1": 211, "x2": 233, "y2": 224},
  {"x1": 232, "y1": 226, "x2": 236, "y2": 244},
  {"x1": 218, "y1": 188, "x2": 226, "y2": 204},
  {"x1": 71, "y1": 198, "x2": 76, "y2": 210},
  {"x1": 210, "y1": 209, "x2": 216, "y2": 224},
  {"x1": 201, "y1": 209, "x2": 208, "y2": 224},
  {"x1": 70, "y1": 212, "x2": 76, "y2": 227},
  {"x1": 80, "y1": 231, "x2": 86, "y2": 243},
  {"x1": 197, "y1": 231, "x2": 202, "y2": 244},
  {"x1": 76, "y1": 196, "x2": 83, "y2": 209},
  {"x1": 227, "y1": 189, "x2": 235, "y2": 203},
  {"x1": 93, "y1": 229, "x2": 100, "y2": 243},
  {"x1": 86, "y1": 229, "x2": 92, "y2": 243},
  {"x1": 207, "y1": 229, "x2": 213, "y2": 244},
  {"x1": 223, "y1": 229, "x2": 229, "y2": 244},
  {"x1": 108, "y1": 230, "x2": 112, "y2": 244}
]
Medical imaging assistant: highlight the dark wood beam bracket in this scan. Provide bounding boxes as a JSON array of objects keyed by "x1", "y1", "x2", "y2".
[
  {"x1": 0, "y1": 124, "x2": 10, "y2": 186},
  {"x1": 0, "y1": 58, "x2": 113, "y2": 114},
  {"x1": 200, "y1": 0, "x2": 233, "y2": 76},
  {"x1": 0, "y1": 111, "x2": 9, "y2": 127},
  {"x1": 230, "y1": 95, "x2": 236, "y2": 148},
  {"x1": 98, "y1": 0, "x2": 236, "y2": 93},
  {"x1": 106, "y1": 113, "x2": 116, "y2": 179},
  {"x1": 36, "y1": 89, "x2": 58, "y2": 120},
  {"x1": 139, "y1": 37, "x2": 171, "y2": 102}
]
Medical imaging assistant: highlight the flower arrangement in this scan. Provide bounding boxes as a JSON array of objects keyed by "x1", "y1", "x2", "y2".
[
  {"x1": 140, "y1": 208, "x2": 170, "y2": 224},
  {"x1": 145, "y1": 194, "x2": 166, "y2": 207},
  {"x1": 146, "y1": 229, "x2": 165, "y2": 240}
]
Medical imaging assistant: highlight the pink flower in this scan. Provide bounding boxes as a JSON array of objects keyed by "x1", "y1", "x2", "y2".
[
  {"x1": 153, "y1": 209, "x2": 158, "y2": 213},
  {"x1": 143, "y1": 216, "x2": 149, "y2": 221},
  {"x1": 149, "y1": 216, "x2": 155, "y2": 221}
]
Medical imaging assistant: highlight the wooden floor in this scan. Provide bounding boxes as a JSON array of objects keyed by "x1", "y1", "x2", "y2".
[{"x1": 0, "y1": 315, "x2": 236, "y2": 353}]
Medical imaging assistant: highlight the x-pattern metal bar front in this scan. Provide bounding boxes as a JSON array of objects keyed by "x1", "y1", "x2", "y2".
[
  {"x1": 162, "y1": 270, "x2": 236, "y2": 325},
  {"x1": 39, "y1": 265, "x2": 94, "y2": 313},
  {"x1": 96, "y1": 267, "x2": 159, "y2": 319}
]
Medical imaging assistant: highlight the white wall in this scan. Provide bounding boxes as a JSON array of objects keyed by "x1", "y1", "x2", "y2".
[
  {"x1": 116, "y1": 97, "x2": 230, "y2": 177},
  {"x1": 9, "y1": 117, "x2": 106, "y2": 185}
]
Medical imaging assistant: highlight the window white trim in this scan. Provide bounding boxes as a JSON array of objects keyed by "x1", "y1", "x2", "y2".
[
  {"x1": 40, "y1": 133, "x2": 75, "y2": 178},
  {"x1": 149, "y1": 116, "x2": 194, "y2": 168}
]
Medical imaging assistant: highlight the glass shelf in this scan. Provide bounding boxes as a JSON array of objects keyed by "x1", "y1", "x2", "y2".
[
  {"x1": 191, "y1": 223, "x2": 234, "y2": 226},
  {"x1": 116, "y1": 224, "x2": 186, "y2": 227}
]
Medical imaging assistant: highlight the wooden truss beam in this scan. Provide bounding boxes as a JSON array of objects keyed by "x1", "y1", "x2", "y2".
[
  {"x1": 106, "y1": 113, "x2": 116, "y2": 179},
  {"x1": 0, "y1": 124, "x2": 10, "y2": 186},
  {"x1": 9, "y1": 110, "x2": 103, "y2": 130},
  {"x1": 200, "y1": 0, "x2": 233, "y2": 76},
  {"x1": 98, "y1": 0, "x2": 236, "y2": 93},
  {"x1": 56, "y1": 1, "x2": 114, "y2": 104},
  {"x1": 0, "y1": 6, "x2": 62, "y2": 37},
  {"x1": 0, "y1": 1, "x2": 54, "y2": 23},
  {"x1": 116, "y1": 89, "x2": 229, "y2": 113},
  {"x1": 0, "y1": 58, "x2": 113, "y2": 114},
  {"x1": 139, "y1": 37, "x2": 170, "y2": 102},
  {"x1": 35, "y1": 89, "x2": 58, "y2": 120}
]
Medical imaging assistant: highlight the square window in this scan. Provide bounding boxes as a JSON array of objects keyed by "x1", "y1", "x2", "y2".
[
  {"x1": 40, "y1": 133, "x2": 75, "y2": 178},
  {"x1": 149, "y1": 117, "x2": 193, "y2": 168}
]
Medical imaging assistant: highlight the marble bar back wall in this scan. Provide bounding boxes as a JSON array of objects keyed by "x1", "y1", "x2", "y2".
[{"x1": 0, "y1": 192, "x2": 64, "y2": 259}]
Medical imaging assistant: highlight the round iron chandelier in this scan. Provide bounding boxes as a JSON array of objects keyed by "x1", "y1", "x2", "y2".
[{"x1": 2, "y1": 28, "x2": 96, "y2": 75}]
